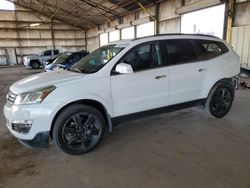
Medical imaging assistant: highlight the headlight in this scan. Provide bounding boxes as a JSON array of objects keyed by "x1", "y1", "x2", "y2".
[{"x1": 14, "y1": 85, "x2": 56, "y2": 105}]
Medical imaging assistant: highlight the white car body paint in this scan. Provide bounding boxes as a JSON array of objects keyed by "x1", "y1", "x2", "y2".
[{"x1": 4, "y1": 34, "x2": 240, "y2": 142}]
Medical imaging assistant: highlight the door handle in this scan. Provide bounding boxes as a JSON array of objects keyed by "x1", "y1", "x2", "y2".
[
  {"x1": 155, "y1": 75, "x2": 167, "y2": 80},
  {"x1": 198, "y1": 68, "x2": 208, "y2": 72}
]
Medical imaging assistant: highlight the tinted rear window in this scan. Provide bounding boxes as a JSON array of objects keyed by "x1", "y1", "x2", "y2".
[
  {"x1": 193, "y1": 39, "x2": 229, "y2": 60},
  {"x1": 53, "y1": 50, "x2": 59, "y2": 55},
  {"x1": 163, "y1": 39, "x2": 197, "y2": 65}
]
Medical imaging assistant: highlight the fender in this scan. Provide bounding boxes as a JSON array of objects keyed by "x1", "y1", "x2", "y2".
[{"x1": 201, "y1": 76, "x2": 236, "y2": 99}]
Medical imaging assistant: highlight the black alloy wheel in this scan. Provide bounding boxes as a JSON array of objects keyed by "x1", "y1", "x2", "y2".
[
  {"x1": 53, "y1": 104, "x2": 105, "y2": 155},
  {"x1": 209, "y1": 85, "x2": 233, "y2": 118},
  {"x1": 63, "y1": 113, "x2": 101, "y2": 149}
]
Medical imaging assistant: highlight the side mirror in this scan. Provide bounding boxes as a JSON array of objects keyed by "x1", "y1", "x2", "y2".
[
  {"x1": 115, "y1": 63, "x2": 133, "y2": 74},
  {"x1": 56, "y1": 64, "x2": 66, "y2": 69}
]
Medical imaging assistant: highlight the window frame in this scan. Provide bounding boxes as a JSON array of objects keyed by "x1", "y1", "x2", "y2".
[{"x1": 111, "y1": 40, "x2": 165, "y2": 76}]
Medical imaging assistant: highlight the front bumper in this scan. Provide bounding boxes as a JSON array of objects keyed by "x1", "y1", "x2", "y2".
[
  {"x1": 19, "y1": 131, "x2": 49, "y2": 148},
  {"x1": 3, "y1": 101, "x2": 63, "y2": 148},
  {"x1": 23, "y1": 59, "x2": 30, "y2": 67}
]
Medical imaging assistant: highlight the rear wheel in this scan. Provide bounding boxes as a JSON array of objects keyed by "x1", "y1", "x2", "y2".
[
  {"x1": 53, "y1": 104, "x2": 105, "y2": 155},
  {"x1": 206, "y1": 83, "x2": 234, "y2": 118},
  {"x1": 30, "y1": 60, "x2": 40, "y2": 69}
]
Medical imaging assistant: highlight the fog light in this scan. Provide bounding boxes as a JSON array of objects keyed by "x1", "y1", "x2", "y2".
[{"x1": 11, "y1": 120, "x2": 32, "y2": 134}]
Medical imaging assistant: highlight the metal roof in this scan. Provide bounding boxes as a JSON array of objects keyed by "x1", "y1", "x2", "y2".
[{"x1": 8, "y1": 0, "x2": 164, "y2": 29}]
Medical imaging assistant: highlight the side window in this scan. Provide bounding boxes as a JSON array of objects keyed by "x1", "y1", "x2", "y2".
[
  {"x1": 73, "y1": 53, "x2": 81, "y2": 62},
  {"x1": 53, "y1": 50, "x2": 59, "y2": 55},
  {"x1": 121, "y1": 43, "x2": 162, "y2": 72},
  {"x1": 67, "y1": 55, "x2": 74, "y2": 63},
  {"x1": 43, "y1": 50, "x2": 52, "y2": 56},
  {"x1": 163, "y1": 39, "x2": 197, "y2": 65},
  {"x1": 193, "y1": 39, "x2": 229, "y2": 60}
]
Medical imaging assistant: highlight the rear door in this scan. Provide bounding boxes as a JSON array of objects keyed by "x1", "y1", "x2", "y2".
[
  {"x1": 111, "y1": 41, "x2": 170, "y2": 117},
  {"x1": 162, "y1": 39, "x2": 208, "y2": 105}
]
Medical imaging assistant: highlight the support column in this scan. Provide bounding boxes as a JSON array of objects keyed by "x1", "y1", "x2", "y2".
[
  {"x1": 51, "y1": 18, "x2": 56, "y2": 49},
  {"x1": 134, "y1": 0, "x2": 158, "y2": 35},
  {"x1": 84, "y1": 30, "x2": 88, "y2": 51},
  {"x1": 226, "y1": 0, "x2": 235, "y2": 44},
  {"x1": 14, "y1": 9, "x2": 22, "y2": 64},
  {"x1": 155, "y1": 3, "x2": 160, "y2": 35}
]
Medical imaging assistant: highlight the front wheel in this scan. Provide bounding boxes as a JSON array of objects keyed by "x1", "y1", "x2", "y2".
[
  {"x1": 30, "y1": 61, "x2": 40, "y2": 69},
  {"x1": 206, "y1": 83, "x2": 234, "y2": 118},
  {"x1": 53, "y1": 104, "x2": 105, "y2": 155}
]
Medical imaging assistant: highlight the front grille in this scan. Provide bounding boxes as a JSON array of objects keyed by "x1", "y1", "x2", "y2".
[{"x1": 7, "y1": 91, "x2": 17, "y2": 105}]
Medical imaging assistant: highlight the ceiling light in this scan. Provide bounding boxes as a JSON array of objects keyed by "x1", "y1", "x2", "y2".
[{"x1": 30, "y1": 23, "x2": 40, "y2": 27}]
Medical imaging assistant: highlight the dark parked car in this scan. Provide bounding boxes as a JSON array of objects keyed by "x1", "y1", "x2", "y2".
[{"x1": 44, "y1": 50, "x2": 89, "y2": 71}]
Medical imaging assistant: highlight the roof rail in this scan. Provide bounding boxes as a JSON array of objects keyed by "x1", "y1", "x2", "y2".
[{"x1": 132, "y1": 33, "x2": 219, "y2": 41}]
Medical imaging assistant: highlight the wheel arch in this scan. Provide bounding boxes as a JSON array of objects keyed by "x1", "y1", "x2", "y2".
[
  {"x1": 30, "y1": 59, "x2": 40, "y2": 64},
  {"x1": 204, "y1": 77, "x2": 235, "y2": 100},
  {"x1": 50, "y1": 99, "x2": 113, "y2": 139}
]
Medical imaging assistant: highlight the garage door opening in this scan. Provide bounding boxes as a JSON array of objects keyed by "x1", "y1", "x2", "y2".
[
  {"x1": 0, "y1": 0, "x2": 15, "y2": 10},
  {"x1": 181, "y1": 4, "x2": 225, "y2": 39}
]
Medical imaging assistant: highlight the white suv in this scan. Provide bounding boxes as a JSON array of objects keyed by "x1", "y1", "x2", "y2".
[{"x1": 4, "y1": 34, "x2": 240, "y2": 155}]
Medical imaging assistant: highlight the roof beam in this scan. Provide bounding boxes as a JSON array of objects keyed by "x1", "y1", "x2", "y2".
[
  {"x1": 79, "y1": 0, "x2": 120, "y2": 19},
  {"x1": 35, "y1": 0, "x2": 100, "y2": 27},
  {"x1": 8, "y1": 0, "x2": 94, "y2": 29}
]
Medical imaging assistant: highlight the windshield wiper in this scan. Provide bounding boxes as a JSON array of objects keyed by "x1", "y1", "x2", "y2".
[{"x1": 68, "y1": 67, "x2": 82, "y2": 73}]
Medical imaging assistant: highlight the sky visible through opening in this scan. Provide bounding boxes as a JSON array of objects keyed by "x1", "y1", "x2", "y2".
[
  {"x1": 0, "y1": 0, "x2": 15, "y2": 10},
  {"x1": 181, "y1": 4, "x2": 226, "y2": 39}
]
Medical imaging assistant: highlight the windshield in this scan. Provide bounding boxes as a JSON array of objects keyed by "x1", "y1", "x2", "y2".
[
  {"x1": 53, "y1": 53, "x2": 71, "y2": 64},
  {"x1": 70, "y1": 45, "x2": 124, "y2": 74},
  {"x1": 38, "y1": 51, "x2": 45, "y2": 56}
]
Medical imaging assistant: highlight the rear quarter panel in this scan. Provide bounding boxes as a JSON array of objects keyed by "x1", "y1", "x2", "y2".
[{"x1": 200, "y1": 48, "x2": 240, "y2": 98}]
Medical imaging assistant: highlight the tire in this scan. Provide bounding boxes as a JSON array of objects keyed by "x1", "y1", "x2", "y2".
[
  {"x1": 30, "y1": 60, "x2": 40, "y2": 69},
  {"x1": 52, "y1": 104, "x2": 105, "y2": 155},
  {"x1": 205, "y1": 83, "x2": 234, "y2": 118}
]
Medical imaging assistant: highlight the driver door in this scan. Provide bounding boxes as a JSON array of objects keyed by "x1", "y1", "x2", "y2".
[
  {"x1": 111, "y1": 42, "x2": 170, "y2": 117},
  {"x1": 40, "y1": 50, "x2": 52, "y2": 62}
]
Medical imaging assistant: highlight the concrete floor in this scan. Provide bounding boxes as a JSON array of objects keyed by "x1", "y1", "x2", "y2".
[{"x1": 0, "y1": 66, "x2": 250, "y2": 188}]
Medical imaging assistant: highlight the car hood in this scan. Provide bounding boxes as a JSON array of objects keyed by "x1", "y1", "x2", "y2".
[{"x1": 10, "y1": 69, "x2": 84, "y2": 94}]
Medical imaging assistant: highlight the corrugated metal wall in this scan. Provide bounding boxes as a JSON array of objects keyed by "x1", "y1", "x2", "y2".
[
  {"x1": 0, "y1": 5, "x2": 86, "y2": 65},
  {"x1": 231, "y1": 26, "x2": 250, "y2": 69}
]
